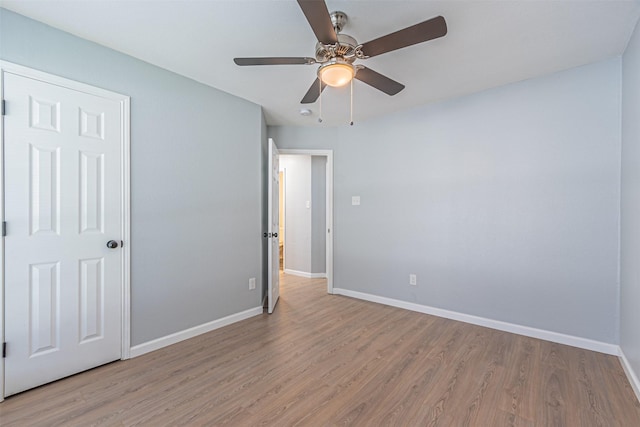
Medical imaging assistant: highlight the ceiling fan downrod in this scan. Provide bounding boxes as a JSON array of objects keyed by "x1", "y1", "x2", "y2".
[{"x1": 331, "y1": 11, "x2": 348, "y2": 34}]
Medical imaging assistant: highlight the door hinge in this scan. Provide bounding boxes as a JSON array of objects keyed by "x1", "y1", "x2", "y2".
[
  {"x1": 2, "y1": 221, "x2": 6, "y2": 237},
  {"x1": 1, "y1": 99, "x2": 5, "y2": 116},
  {"x1": 2, "y1": 342, "x2": 6, "y2": 358}
]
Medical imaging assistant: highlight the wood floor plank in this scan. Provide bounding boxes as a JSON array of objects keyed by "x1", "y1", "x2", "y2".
[
  {"x1": 1, "y1": 273, "x2": 639, "y2": 426},
  {"x1": 498, "y1": 336, "x2": 539, "y2": 422}
]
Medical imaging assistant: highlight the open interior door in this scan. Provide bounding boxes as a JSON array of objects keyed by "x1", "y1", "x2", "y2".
[{"x1": 267, "y1": 138, "x2": 280, "y2": 313}]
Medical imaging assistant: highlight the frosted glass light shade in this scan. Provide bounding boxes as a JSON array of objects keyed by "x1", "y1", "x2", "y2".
[{"x1": 318, "y1": 63, "x2": 355, "y2": 87}]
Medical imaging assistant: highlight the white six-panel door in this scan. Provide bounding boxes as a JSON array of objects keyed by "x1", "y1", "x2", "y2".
[
  {"x1": 3, "y1": 71, "x2": 124, "y2": 396},
  {"x1": 268, "y1": 139, "x2": 280, "y2": 314}
]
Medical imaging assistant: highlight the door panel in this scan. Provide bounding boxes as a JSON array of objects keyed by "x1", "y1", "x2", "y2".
[
  {"x1": 79, "y1": 151, "x2": 105, "y2": 233},
  {"x1": 29, "y1": 261, "x2": 60, "y2": 356},
  {"x1": 29, "y1": 144, "x2": 61, "y2": 235},
  {"x1": 79, "y1": 257, "x2": 104, "y2": 342},
  {"x1": 3, "y1": 72, "x2": 123, "y2": 396}
]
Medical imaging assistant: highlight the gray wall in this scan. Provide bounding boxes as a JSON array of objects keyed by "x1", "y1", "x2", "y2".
[
  {"x1": 269, "y1": 58, "x2": 621, "y2": 344},
  {"x1": 621, "y1": 19, "x2": 640, "y2": 384},
  {"x1": 311, "y1": 156, "x2": 327, "y2": 274},
  {"x1": 1, "y1": 9, "x2": 263, "y2": 345}
]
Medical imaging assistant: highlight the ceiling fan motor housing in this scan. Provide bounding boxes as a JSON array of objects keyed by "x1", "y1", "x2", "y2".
[{"x1": 315, "y1": 33, "x2": 359, "y2": 63}]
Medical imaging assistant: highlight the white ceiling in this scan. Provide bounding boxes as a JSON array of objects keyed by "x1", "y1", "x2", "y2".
[{"x1": 3, "y1": 0, "x2": 640, "y2": 126}]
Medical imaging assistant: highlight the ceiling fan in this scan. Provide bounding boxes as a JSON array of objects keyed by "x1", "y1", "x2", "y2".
[{"x1": 234, "y1": 0, "x2": 447, "y2": 104}]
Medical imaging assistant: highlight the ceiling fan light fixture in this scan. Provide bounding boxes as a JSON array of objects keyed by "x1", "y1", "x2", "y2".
[{"x1": 318, "y1": 61, "x2": 355, "y2": 87}]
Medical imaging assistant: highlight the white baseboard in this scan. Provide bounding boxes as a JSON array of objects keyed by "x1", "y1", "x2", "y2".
[
  {"x1": 333, "y1": 288, "x2": 619, "y2": 356},
  {"x1": 129, "y1": 306, "x2": 263, "y2": 358},
  {"x1": 619, "y1": 348, "x2": 640, "y2": 402},
  {"x1": 283, "y1": 269, "x2": 326, "y2": 279}
]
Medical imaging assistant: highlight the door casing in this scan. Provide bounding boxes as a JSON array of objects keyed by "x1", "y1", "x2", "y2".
[{"x1": 0, "y1": 61, "x2": 132, "y2": 400}]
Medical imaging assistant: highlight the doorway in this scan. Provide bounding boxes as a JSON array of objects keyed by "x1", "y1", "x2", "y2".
[
  {"x1": 0, "y1": 62, "x2": 131, "y2": 399},
  {"x1": 277, "y1": 150, "x2": 334, "y2": 294},
  {"x1": 279, "y1": 171, "x2": 285, "y2": 271}
]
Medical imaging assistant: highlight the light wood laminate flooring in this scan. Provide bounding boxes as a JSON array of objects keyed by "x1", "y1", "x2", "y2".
[{"x1": 1, "y1": 274, "x2": 639, "y2": 426}]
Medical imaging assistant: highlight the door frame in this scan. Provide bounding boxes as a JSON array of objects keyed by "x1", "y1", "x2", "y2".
[
  {"x1": 278, "y1": 149, "x2": 334, "y2": 294},
  {"x1": 0, "y1": 61, "x2": 132, "y2": 400}
]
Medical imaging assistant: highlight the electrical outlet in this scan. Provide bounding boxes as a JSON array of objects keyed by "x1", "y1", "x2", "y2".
[
  {"x1": 249, "y1": 277, "x2": 256, "y2": 290},
  {"x1": 409, "y1": 274, "x2": 417, "y2": 286},
  {"x1": 352, "y1": 196, "x2": 361, "y2": 206}
]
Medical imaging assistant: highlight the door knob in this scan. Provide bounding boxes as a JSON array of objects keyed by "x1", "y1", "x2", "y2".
[{"x1": 106, "y1": 240, "x2": 119, "y2": 249}]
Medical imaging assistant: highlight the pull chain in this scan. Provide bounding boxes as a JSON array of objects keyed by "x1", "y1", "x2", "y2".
[
  {"x1": 317, "y1": 78, "x2": 354, "y2": 125},
  {"x1": 318, "y1": 79, "x2": 323, "y2": 123},
  {"x1": 350, "y1": 78, "x2": 354, "y2": 126}
]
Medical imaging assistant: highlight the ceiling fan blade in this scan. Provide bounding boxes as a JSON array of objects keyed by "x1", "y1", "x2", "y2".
[
  {"x1": 301, "y1": 78, "x2": 327, "y2": 104},
  {"x1": 360, "y1": 16, "x2": 447, "y2": 58},
  {"x1": 296, "y1": 0, "x2": 338, "y2": 44},
  {"x1": 354, "y1": 67, "x2": 405, "y2": 96},
  {"x1": 234, "y1": 57, "x2": 315, "y2": 66}
]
